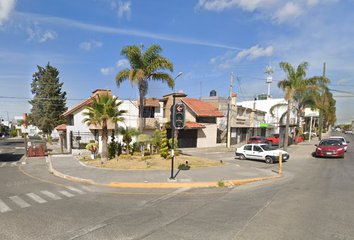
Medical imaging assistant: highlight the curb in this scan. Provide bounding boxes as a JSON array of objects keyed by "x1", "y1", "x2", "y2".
[{"x1": 47, "y1": 155, "x2": 282, "y2": 188}]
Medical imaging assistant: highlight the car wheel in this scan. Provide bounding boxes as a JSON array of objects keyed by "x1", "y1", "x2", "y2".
[
  {"x1": 265, "y1": 156, "x2": 273, "y2": 164},
  {"x1": 312, "y1": 152, "x2": 317, "y2": 158},
  {"x1": 239, "y1": 154, "x2": 246, "y2": 160}
]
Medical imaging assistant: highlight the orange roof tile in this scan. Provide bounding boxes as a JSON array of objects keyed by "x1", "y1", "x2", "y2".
[
  {"x1": 61, "y1": 98, "x2": 92, "y2": 117},
  {"x1": 182, "y1": 98, "x2": 224, "y2": 117},
  {"x1": 185, "y1": 122, "x2": 206, "y2": 129},
  {"x1": 55, "y1": 123, "x2": 67, "y2": 131}
]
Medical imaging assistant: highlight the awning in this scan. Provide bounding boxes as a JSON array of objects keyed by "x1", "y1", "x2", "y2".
[{"x1": 260, "y1": 123, "x2": 274, "y2": 128}]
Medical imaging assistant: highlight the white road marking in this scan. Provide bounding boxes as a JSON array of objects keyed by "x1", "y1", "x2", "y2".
[
  {"x1": 26, "y1": 193, "x2": 47, "y2": 203},
  {"x1": 142, "y1": 187, "x2": 191, "y2": 207},
  {"x1": 9, "y1": 196, "x2": 31, "y2": 208},
  {"x1": 0, "y1": 199, "x2": 12, "y2": 213},
  {"x1": 59, "y1": 191, "x2": 75, "y2": 198},
  {"x1": 66, "y1": 186, "x2": 86, "y2": 195},
  {"x1": 81, "y1": 186, "x2": 95, "y2": 192},
  {"x1": 41, "y1": 191, "x2": 61, "y2": 200},
  {"x1": 1, "y1": 163, "x2": 6, "y2": 167}
]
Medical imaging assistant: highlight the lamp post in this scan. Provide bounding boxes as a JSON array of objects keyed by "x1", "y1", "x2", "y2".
[{"x1": 170, "y1": 72, "x2": 182, "y2": 180}]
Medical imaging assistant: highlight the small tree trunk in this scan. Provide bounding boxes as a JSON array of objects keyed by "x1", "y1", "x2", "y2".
[
  {"x1": 284, "y1": 100, "x2": 290, "y2": 151},
  {"x1": 139, "y1": 89, "x2": 144, "y2": 134}
]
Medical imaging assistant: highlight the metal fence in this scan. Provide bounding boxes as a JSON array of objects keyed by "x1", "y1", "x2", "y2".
[{"x1": 70, "y1": 131, "x2": 97, "y2": 149}]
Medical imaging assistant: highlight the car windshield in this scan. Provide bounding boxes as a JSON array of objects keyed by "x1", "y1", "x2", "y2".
[
  {"x1": 260, "y1": 145, "x2": 277, "y2": 151},
  {"x1": 319, "y1": 140, "x2": 342, "y2": 146}
]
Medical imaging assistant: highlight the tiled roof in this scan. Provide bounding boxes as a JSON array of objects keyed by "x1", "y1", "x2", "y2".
[
  {"x1": 55, "y1": 123, "x2": 67, "y2": 131},
  {"x1": 137, "y1": 98, "x2": 160, "y2": 107},
  {"x1": 182, "y1": 98, "x2": 224, "y2": 117},
  {"x1": 185, "y1": 122, "x2": 206, "y2": 129},
  {"x1": 61, "y1": 98, "x2": 92, "y2": 117},
  {"x1": 61, "y1": 89, "x2": 111, "y2": 117}
]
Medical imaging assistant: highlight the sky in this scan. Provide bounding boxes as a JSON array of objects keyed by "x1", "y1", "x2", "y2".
[{"x1": 1, "y1": 0, "x2": 354, "y2": 124}]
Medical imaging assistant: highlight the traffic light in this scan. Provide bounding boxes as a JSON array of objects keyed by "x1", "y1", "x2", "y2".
[{"x1": 173, "y1": 102, "x2": 185, "y2": 129}]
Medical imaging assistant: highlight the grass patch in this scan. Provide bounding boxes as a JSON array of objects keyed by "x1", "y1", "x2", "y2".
[{"x1": 77, "y1": 154, "x2": 227, "y2": 170}]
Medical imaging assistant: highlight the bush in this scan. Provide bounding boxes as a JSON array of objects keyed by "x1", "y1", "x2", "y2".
[
  {"x1": 119, "y1": 154, "x2": 133, "y2": 160},
  {"x1": 80, "y1": 142, "x2": 88, "y2": 149},
  {"x1": 141, "y1": 156, "x2": 152, "y2": 161},
  {"x1": 144, "y1": 150, "x2": 150, "y2": 156}
]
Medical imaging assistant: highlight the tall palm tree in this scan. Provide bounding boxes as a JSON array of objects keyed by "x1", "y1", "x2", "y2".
[
  {"x1": 116, "y1": 44, "x2": 174, "y2": 133},
  {"x1": 83, "y1": 93, "x2": 126, "y2": 161},
  {"x1": 277, "y1": 61, "x2": 309, "y2": 150}
]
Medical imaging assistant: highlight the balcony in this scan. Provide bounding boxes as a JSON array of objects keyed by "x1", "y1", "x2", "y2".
[{"x1": 137, "y1": 118, "x2": 161, "y2": 130}]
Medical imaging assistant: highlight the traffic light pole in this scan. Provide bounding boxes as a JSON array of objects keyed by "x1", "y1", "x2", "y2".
[{"x1": 170, "y1": 93, "x2": 176, "y2": 180}]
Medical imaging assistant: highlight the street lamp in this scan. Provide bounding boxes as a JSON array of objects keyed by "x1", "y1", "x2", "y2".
[{"x1": 170, "y1": 72, "x2": 182, "y2": 180}]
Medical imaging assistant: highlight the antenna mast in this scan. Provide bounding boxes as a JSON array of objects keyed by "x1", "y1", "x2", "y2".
[{"x1": 264, "y1": 60, "x2": 275, "y2": 98}]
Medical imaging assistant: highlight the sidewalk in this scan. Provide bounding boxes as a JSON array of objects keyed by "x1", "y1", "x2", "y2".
[{"x1": 41, "y1": 136, "x2": 319, "y2": 188}]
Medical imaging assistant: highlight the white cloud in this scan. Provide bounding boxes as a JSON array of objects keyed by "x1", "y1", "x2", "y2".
[
  {"x1": 338, "y1": 79, "x2": 349, "y2": 84},
  {"x1": 100, "y1": 67, "x2": 114, "y2": 75},
  {"x1": 79, "y1": 41, "x2": 103, "y2": 51},
  {"x1": 118, "y1": 1, "x2": 131, "y2": 20},
  {"x1": 39, "y1": 30, "x2": 57, "y2": 42},
  {"x1": 26, "y1": 24, "x2": 57, "y2": 43},
  {"x1": 116, "y1": 59, "x2": 129, "y2": 68},
  {"x1": 0, "y1": 0, "x2": 16, "y2": 26},
  {"x1": 273, "y1": 2, "x2": 302, "y2": 24},
  {"x1": 195, "y1": 0, "x2": 332, "y2": 24}
]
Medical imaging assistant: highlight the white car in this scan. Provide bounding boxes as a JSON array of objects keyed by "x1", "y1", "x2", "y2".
[
  {"x1": 328, "y1": 136, "x2": 350, "y2": 152},
  {"x1": 235, "y1": 144, "x2": 290, "y2": 164}
]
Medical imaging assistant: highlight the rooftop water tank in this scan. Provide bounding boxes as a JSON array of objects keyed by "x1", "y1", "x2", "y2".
[{"x1": 210, "y1": 90, "x2": 217, "y2": 97}]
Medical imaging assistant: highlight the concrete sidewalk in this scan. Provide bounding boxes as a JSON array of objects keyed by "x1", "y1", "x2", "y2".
[{"x1": 40, "y1": 136, "x2": 320, "y2": 188}]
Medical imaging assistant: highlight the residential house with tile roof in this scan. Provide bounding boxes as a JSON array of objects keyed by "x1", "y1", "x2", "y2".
[{"x1": 161, "y1": 93, "x2": 224, "y2": 148}]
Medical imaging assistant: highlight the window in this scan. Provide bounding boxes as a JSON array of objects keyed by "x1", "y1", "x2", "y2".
[
  {"x1": 244, "y1": 145, "x2": 252, "y2": 151},
  {"x1": 197, "y1": 117, "x2": 216, "y2": 123},
  {"x1": 253, "y1": 145, "x2": 262, "y2": 152},
  {"x1": 69, "y1": 115, "x2": 74, "y2": 125},
  {"x1": 142, "y1": 107, "x2": 155, "y2": 118}
]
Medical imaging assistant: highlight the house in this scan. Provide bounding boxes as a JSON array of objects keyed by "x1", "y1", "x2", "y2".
[
  {"x1": 201, "y1": 91, "x2": 268, "y2": 144},
  {"x1": 161, "y1": 92, "x2": 224, "y2": 148},
  {"x1": 15, "y1": 114, "x2": 59, "y2": 137},
  {"x1": 58, "y1": 89, "x2": 166, "y2": 153}
]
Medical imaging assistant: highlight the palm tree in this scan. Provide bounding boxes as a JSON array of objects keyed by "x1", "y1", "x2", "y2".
[
  {"x1": 117, "y1": 126, "x2": 140, "y2": 154},
  {"x1": 83, "y1": 93, "x2": 126, "y2": 161},
  {"x1": 116, "y1": 44, "x2": 174, "y2": 133},
  {"x1": 277, "y1": 61, "x2": 309, "y2": 150}
]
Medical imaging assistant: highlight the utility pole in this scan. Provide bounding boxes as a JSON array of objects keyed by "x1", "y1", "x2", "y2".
[
  {"x1": 227, "y1": 72, "x2": 234, "y2": 148},
  {"x1": 264, "y1": 60, "x2": 275, "y2": 97},
  {"x1": 318, "y1": 62, "x2": 326, "y2": 141}
]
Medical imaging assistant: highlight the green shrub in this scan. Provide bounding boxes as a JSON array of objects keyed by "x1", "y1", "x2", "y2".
[
  {"x1": 217, "y1": 180, "x2": 226, "y2": 188},
  {"x1": 80, "y1": 142, "x2": 88, "y2": 149},
  {"x1": 90, "y1": 140, "x2": 96, "y2": 143},
  {"x1": 119, "y1": 154, "x2": 133, "y2": 159},
  {"x1": 143, "y1": 150, "x2": 150, "y2": 156},
  {"x1": 141, "y1": 156, "x2": 152, "y2": 161}
]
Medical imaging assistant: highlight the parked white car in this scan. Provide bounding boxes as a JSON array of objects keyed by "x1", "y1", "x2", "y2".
[
  {"x1": 235, "y1": 144, "x2": 290, "y2": 164},
  {"x1": 328, "y1": 136, "x2": 350, "y2": 152}
]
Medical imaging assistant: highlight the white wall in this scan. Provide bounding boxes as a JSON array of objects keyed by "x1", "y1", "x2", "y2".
[{"x1": 197, "y1": 124, "x2": 218, "y2": 148}]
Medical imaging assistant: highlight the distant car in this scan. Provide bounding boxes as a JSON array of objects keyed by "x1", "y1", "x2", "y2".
[
  {"x1": 328, "y1": 136, "x2": 349, "y2": 152},
  {"x1": 314, "y1": 139, "x2": 345, "y2": 158},
  {"x1": 247, "y1": 136, "x2": 269, "y2": 144},
  {"x1": 345, "y1": 130, "x2": 353, "y2": 134},
  {"x1": 266, "y1": 133, "x2": 302, "y2": 145},
  {"x1": 235, "y1": 144, "x2": 289, "y2": 164}
]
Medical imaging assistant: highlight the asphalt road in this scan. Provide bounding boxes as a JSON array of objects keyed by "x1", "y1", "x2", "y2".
[{"x1": 1, "y1": 133, "x2": 354, "y2": 239}]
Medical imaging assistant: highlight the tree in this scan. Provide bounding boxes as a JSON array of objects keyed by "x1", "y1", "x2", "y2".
[
  {"x1": 83, "y1": 93, "x2": 126, "y2": 161},
  {"x1": 277, "y1": 61, "x2": 309, "y2": 150},
  {"x1": 116, "y1": 44, "x2": 174, "y2": 133},
  {"x1": 152, "y1": 129, "x2": 162, "y2": 154},
  {"x1": 29, "y1": 62, "x2": 67, "y2": 135},
  {"x1": 160, "y1": 127, "x2": 168, "y2": 158},
  {"x1": 117, "y1": 126, "x2": 140, "y2": 155}
]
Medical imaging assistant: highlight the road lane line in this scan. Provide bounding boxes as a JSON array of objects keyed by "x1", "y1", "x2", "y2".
[
  {"x1": 59, "y1": 191, "x2": 75, "y2": 198},
  {"x1": 0, "y1": 200, "x2": 12, "y2": 213},
  {"x1": 66, "y1": 186, "x2": 86, "y2": 195},
  {"x1": 41, "y1": 191, "x2": 61, "y2": 200},
  {"x1": 9, "y1": 196, "x2": 30, "y2": 208},
  {"x1": 26, "y1": 193, "x2": 47, "y2": 203}
]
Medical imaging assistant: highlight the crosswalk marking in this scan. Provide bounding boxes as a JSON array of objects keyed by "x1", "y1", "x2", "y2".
[
  {"x1": 66, "y1": 186, "x2": 86, "y2": 195},
  {"x1": 82, "y1": 186, "x2": 95, "y2": 192},
  {"x1": 1, "y1": 163, "x2": 6, "y2": 167},
  {"x1": 59, "y1": 191, "x2": 75, "y2": 198},
  {"x1": 41, "y1": 191, "x2": 61, "y2": 200},
  {"x1": 0, "y1": 200, "x2": 12, "y2": 213},
  {"x1": 26, "y1": 193, "x2": 47, "y2": 203},
  {"x1": 9, "y1": 196, "x2": 30, "y2": 208}
]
